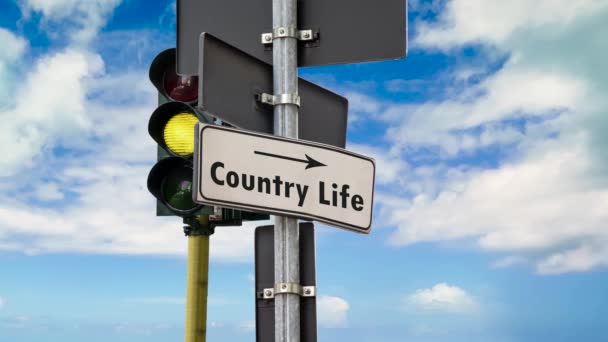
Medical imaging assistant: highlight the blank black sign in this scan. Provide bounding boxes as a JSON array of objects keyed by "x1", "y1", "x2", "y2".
[
  {"x1": 255, "y1": 223, "x2": 317, "y2": 342},
  {"x1": 178, "y1": 0, "x2": 407, "y2": 75},
  {"x1": 198, "y1": 33, "x2": 348, "y2": 148}
]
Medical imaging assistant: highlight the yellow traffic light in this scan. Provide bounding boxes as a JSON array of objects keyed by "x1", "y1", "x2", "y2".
[{"x1": 163, "y1": 112, "x2": 198, "y2": 156}]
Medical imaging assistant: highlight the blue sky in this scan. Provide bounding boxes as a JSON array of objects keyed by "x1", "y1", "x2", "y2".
[{"x1": 1, "y1": 0, "x2": 608, "y2": 341}]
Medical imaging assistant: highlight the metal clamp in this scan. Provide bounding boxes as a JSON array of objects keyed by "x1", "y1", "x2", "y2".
[
  {"x1": 183, "y1": 216, "x2": 215, "y2": 236},
  {"x1": 208, "y1": 206, "x2": 223, "y2": 222},
  {"x1": 261, "y1": 27, "x2": 316, "y2": 44},
  {"x1": 257, "y1": 93, "x2": 301, "y2": 107},
  {"x1": 258, "y1": 283, "x2": 316, "y2": 299}
]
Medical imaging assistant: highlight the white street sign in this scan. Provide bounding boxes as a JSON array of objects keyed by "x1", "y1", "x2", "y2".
[{"x1": 193, "y1": 124, "x2": 376, "y2": 233}]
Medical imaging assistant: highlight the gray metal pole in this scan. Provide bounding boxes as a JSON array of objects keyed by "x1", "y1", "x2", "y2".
[{"x1": 272, "y1": 0, "x2": 300, "y2": 341}]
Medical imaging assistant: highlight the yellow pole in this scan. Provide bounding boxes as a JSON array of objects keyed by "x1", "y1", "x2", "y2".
[{"x1": 184, "y1": 216, "x2": 210, "y2": 342}]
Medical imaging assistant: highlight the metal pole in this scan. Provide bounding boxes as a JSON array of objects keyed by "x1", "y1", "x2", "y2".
[
  {"x1": 184, "y1": 216, "x2": 210, "y2": 342},
  {"x1": 273, "y1": 0, "x2": 300, "y2": 341}
]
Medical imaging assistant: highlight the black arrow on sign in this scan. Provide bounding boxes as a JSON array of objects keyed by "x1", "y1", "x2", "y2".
[{"x1": 254, "y1": 151, "x2": 326, "y2": 170}]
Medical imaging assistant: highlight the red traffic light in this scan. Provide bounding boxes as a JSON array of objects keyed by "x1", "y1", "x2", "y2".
[
  {"x1": 149, "y1": 48, "x2": 198, "y2": 103},
  {"x1": 164, "y1": 70, "x2": 198, "y2": 103}
]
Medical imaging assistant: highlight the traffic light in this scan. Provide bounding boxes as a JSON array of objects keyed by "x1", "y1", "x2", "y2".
[{"x1": 147, "y1": 48, "x2": 269, "y2": 222}]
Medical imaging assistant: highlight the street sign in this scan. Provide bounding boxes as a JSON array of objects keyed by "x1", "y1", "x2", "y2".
[
  {"x1": 193, "y1": 123, "x2": 375, "y2": 233},
  {"x1": 197, "y1": 33, "x2": 348, "y2": 148},
  {"x1": 255, "y1": 223, "x2": 317, "y2": 342},
  {"x1": 177, "y1": 0, "x2": 407, "y2": 75}
]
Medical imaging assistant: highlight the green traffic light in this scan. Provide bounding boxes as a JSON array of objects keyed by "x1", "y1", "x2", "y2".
[{"x1": 162, "y1": 166, "x2": 197, "y2": 211}]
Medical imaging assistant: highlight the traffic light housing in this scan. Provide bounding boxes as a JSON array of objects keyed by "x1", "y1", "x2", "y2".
[
  {"x1": 147, "y1": 50, "x2": 210, "y2": 217},
  {"x1": 147, "y1": 48, "x2": 269, "y2": 222}
]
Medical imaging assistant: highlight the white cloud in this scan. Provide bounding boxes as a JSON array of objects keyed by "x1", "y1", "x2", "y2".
[
  {"x1": 159, "y1": 0, "x2": 177, "y2": 28},
  {"x1": 347, "y1": 143, "x2": 408, "y2": 185},
  {"x1": 376, "y1": 1, "x2": 608, "y2": 274},
  {"x1": 19, "y1": 0, "x2": 122, "y2": 43},
  {"x1": 385, "y1": 138, "x2": 608, "y2": 251},
  {"x1": 537, "y1": 244, "x2": 608, "y2": 275},
  {"x1": 34, "y1": 183, "x2": 64, "y2": 201},
  {"x1": 317, "y1": 295, "x2": 349, "y2": 328},
  {"x1": 0, "y1": 55, "x2": 265, "y2": 261},
  {"x1": 345, "y1": 91, "x2": 383, "y2": 123},
  {"x1": 0, "y1": 29, "x2": 28, "y2": 106},
  {"x1": 491, "y1": 256, "x2": 528, "y2": 269},
  {"x1": 0, "y1": 28, "x2": 27, "y2": 63},
  {"x1": 0, "y1": 191, "x2": 267, "y2": 262},
  {"x1": 414, "y1": 0, "x2": 608, "y2": 49},
  {"x1": 0, "y1": 49, "x2": 104, "y2": 177},
  {"x1": 0, "y1": 16, "x2": 269, "y2": 262},
  {"x1": 407, "y1": 283, "x2": 477, "y2": 313},
  {"x1": 0, "y1": 296, "x2": 5, "y2": 309},
  {"x1": 384, "y1": 63, "x2": 587, "y2": 157},
  {"x1": 384, "y1": 78, "x2": 433, "y2": 94}
]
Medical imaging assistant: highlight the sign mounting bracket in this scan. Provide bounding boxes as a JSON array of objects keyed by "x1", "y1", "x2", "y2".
[
  {"x1": 258, "y1": 283, "x2": 316, "y2": 299},
  {"x1": 256, "y1": 92, "x2": 301, "y2": 107},
  {"x1": 261, "y1": 27, "x2": 318, "y2": 44}
]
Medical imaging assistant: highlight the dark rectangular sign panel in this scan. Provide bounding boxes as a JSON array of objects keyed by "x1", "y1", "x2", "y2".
[
  {"x1": 198, "y1": 33, "x2": 348, "y2": 148},
  {"x1": 255, "y1": 223, "x2": 317, "y2": 342},
  {"x1": 178, "y1": 0, "x2": 407, "y2": 75}
]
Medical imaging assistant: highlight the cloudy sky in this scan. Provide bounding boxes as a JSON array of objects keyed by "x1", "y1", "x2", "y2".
[{"x1": 1, "y1": 0, "x2": 607, "y2": 341}]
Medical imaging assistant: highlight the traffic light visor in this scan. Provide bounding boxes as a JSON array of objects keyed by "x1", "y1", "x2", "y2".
[
  {"x1": 147, "y1": 157, "x2": 202, "y2": 216},
  {"x1": 149, "y1": 48, "x2": 198, "y2": 103},
  {"x1": 149, "y1": 102, "x2": 204, "y2": 158}
]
